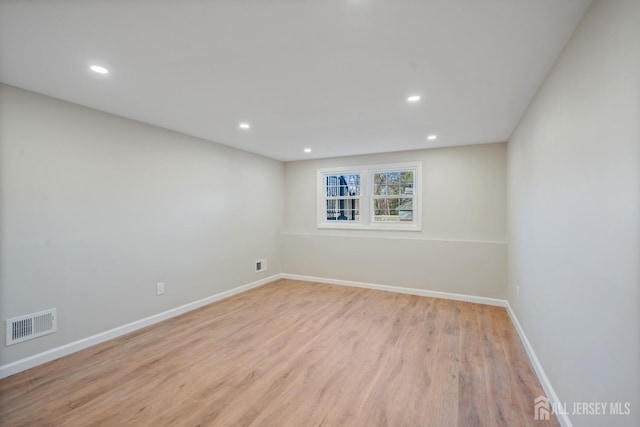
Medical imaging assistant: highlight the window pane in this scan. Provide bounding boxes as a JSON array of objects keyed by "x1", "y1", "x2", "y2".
[
  {"x1": 373, "y1": 173, "x2": 386, "y2": 195},
  {"x1": 373, "y1": 197, "x2": 413, "y2": 222},
  {"x1": 325, "y1": 198, "x2": 360, "y2": 221},
  {"x1": 399, "y1": 210, "x2": 413, "y2": 221},
  {"x1": 374, "y1": 171, "x2": 407, "y2": 195},
  {"x1": 400, "y1": 185, "x2": 413, "y2": 195},
  {"x1": 388, "y1": 172, "x2": 400, "y2": 185},
  {"x1": 326, "y1": 174, "x2": 360, "y2": 197},
  {"x1": 399, "y1": 198, "x2": 413, "y2": 221},
  {"x1": 400, "y1": 171, "x2": 414, "y2": 183},
  {"x1": 346, "y1": 174, "x2": 361, "y2": 196},
  {"x1": 400, "y1": 171, "x2": 414, "y2": 195},
  {"x1": 325, "y1": 176, "x2": 338, "y2": 197}
]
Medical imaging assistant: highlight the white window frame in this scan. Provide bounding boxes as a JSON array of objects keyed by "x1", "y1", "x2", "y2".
[
  {"x1": 317, "y1": 167, "x2": 364, "y2": 229},
  {"x1": 317, "y1": 162, "x2": 422, "y2": 231}
]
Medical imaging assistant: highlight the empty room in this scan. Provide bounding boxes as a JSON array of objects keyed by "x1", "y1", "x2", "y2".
[{"x1": 0, "y1": 0, "x2": 638, "y2": 426}]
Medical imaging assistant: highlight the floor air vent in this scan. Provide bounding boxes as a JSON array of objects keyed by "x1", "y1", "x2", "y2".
[{"x1": 6, "y1": 309, "x2": 57, "y2": 346}]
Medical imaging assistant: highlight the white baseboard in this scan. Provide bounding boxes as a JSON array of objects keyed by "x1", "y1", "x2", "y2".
[
  {"x1": 281, "y1": 273, "x2": 507, "y2": 307},
  {"x1": 0, "y1": 274, "x2": 283, "y2": 379},
  {"x1": 287, "y1": 275, "x2": 572, "y2": 425},
  {"x1": 2, "y1": 273, "x2": 568, "y2": 426},
  {"x1": 1, "y1": 273, "x2": 507, "y2": 379},
  {"x1": 506, "y1": 304, "x2": 572, "y2": 427},
  {"x1": 294, "y1": 274, "x2": 567, "y2": 425}
]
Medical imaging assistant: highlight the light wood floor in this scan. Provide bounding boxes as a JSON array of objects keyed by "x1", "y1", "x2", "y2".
[{"x1": 0, "y1": 279, "x2": 558, "y2": 426}]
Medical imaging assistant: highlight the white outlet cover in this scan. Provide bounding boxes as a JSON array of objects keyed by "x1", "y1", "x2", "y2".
[{"x1": 156, "y1": 282, "x2": 165, "y2": 295}]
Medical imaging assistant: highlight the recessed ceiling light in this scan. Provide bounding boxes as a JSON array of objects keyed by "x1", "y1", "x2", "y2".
[
  {"x1": 304, "y1": 148, "x2": 312, "y2": 153},
  {"x1": 239, "y1": 122, "x2": 251, "y2": 130},
  {"x1": 407, "y1": 95, "x2": 421, "y2": 103},
  {"x1": 427, "y1": 134, "x2": 437, "y2": 140},
  {"x1": 89, "y1": 65, "x2": 109, "y2": 74}
]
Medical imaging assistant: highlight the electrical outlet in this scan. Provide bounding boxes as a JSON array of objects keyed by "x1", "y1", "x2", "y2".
[
  {"x1": 255, "y1": 258, "x2": 267, "y2": 273},
  {"x1": 156, "y1": 282, "x2": 165, "y2": 296},
  {"x1": 516, "y1": 286, "x2": 520, "y2": 300}
]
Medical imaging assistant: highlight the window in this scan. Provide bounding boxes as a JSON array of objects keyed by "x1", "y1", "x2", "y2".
[
  {"x1": 372, "y1": 169, "x2": 415, "y2": 223},
  {"x1": 318, "y1": 162, "x2": 421, "y2": 230},
  {"x1": 323, "y1": 172, "x2": 361, "y2": 222}
]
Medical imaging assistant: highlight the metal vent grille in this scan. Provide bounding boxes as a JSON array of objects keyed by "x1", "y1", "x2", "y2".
[
  {"x1": 255, "y1": 259, "x2": 267, "y2": 273},
  {"x1": 6, "y1": 309, "x2": 57, "y2": 346}
]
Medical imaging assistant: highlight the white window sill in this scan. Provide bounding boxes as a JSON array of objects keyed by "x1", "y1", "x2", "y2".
[{"x1": 317, "y1": 223, "x2": 422, "y2": 232}]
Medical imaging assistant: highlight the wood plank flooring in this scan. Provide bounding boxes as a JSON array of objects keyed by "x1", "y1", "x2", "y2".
[{"x1": 0, "y1": 279, "x2": 558, "y2": 426}]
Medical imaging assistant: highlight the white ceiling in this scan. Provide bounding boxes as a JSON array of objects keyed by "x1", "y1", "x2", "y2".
[{"x1": 0, "y1": 0, "x2": 591, "y2": 161}]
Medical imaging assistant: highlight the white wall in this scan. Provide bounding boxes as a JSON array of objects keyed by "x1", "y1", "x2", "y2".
[
  {"x1": 0, "y1": 84, "x2": 284, "y2": 366},
  {"x1": 507, "y1": 0, "x2": 639, "y2": 425},
  {"x1": 284, "y1": 143, "x2": 507, "y2": 298}
]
